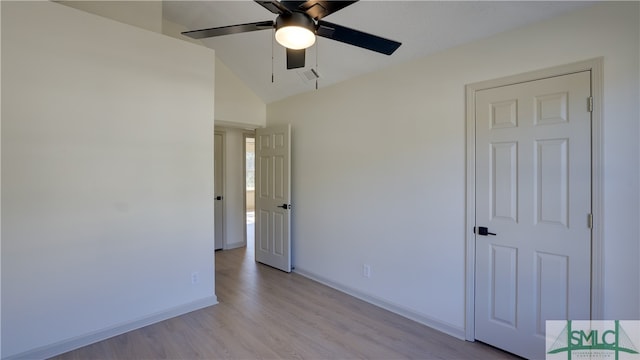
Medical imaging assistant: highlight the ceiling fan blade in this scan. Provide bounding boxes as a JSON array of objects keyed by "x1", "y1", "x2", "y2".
[
  {"x1": 182, "y1": 21, "x2": 274, "y2": 40},
  {"x1": 281, "y1": 1, "x2": 306, "y2": 11},
  {"x1": 286, "y1": 48, "x2": 306, "y2": 69},
  {"x1": 298, "y1": 0, "x2": 358, "y2": 20},
  {"x1": 316, "y1": 20, "x2": 401, "y2": 55},
  {"x1": 255, "y1": 0, "x2": 291, "y2": 15}
]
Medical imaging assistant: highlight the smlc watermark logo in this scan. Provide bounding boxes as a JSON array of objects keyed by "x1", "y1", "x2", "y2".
[{"x1": 547, "y1": 320, "x2": 640, "y2": 360}]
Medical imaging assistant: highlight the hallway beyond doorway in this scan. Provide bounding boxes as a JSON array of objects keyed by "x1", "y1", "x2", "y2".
[{"x1": 247, "y1": 210, "x2": 254, "y2": 251}]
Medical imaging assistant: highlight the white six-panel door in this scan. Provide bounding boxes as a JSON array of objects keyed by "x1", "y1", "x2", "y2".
[
  {"x1": 474, "y1": 71, "x2": 592, "y2": 359},
  {"x1": 255, "y1": 125, "x2": 292, "y2": 272},
  {"x1": 214, "y1": 132, "x2": 224, "y2": 250}
]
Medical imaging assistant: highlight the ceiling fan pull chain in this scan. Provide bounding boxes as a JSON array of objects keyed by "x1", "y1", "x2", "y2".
[
  {"x1": 271, "y1": 28, "x2": 274, "y2": 83},
  {"x1": 315, "y1": 40, "x2": 318, "y2": 90}
]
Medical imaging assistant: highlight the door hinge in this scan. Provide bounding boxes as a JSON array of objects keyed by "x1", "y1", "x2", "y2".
[
  {"x1": 587, "y1": 96, "x2": 593, "y2": 112},
  {"x1": 587, "y1": 213, "x2": 593, "y2": 229}
]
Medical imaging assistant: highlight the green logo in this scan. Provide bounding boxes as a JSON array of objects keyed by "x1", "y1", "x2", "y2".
[{"x1": 547, "y1": 320, "x2": 640, "y2": 360}]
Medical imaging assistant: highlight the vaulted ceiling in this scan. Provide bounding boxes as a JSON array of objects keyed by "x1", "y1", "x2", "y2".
[{"x1": 163, "y1": 1, "x2": 592, "y2": 103}]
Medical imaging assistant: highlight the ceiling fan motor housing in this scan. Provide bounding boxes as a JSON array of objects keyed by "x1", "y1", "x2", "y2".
[{"x1": 275, "y1": 11, "x2": 316, "y2": 32}]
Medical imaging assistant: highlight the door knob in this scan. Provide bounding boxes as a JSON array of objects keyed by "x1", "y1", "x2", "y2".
[
  {"x1": 277, "y1": 204, "x2": 291, "y2": 209},
  {"x1": 475, "y1": 226, "x2": 496, "y2": 236},
  {"x1": 215, "y1": 196, "x2": 223, "y2": 200}
]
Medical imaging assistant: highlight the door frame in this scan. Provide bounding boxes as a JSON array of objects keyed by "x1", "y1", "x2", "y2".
[{"x1": 464, "y1": 58, "x2": 604, "y2": 341}]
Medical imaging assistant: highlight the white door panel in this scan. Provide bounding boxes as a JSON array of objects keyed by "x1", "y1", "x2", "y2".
[
  {"x1": 475, "y1": 71, "x2": 592, "y2": 359},
  {"x1": 255, "y1": 124, "x2": 291, "y2": 272},
  {"x1": 214, "y1": 132, "x2": 224, "y2": 250}
]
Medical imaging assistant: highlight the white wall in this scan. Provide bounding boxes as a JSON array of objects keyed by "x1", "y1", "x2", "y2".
[
  {"x1": 215, "y1": 59, "x2": 266, "y2": 128},
  {"x1": 162, "y1": 19, "x2": 264, "y2": 249},
  {"x1": 267, "y1": 2, "x2": 639, "y2": 336},
  {"x1": 57, "y1": 0, "x2": 162, "y2": 33},
  {"x1": 57, "y1": 3, "x2": 266, "y2": 128},
  {"x1": 161, "y1": 18, "x2": 266, "y2": 128},
  {"x1": 1, "y1": 2, "x2": 217, "y2": 358}
]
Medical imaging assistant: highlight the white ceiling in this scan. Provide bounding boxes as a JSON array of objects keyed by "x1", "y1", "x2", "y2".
[{"x1": 162, "y1": 1, "x2": 593, "y2": 103}]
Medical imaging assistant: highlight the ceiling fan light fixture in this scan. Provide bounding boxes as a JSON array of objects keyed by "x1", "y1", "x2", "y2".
[
  {"x1": 275, "y1": 12, "x2": 316, "y2": 50},
  {"x1": 276, "y1": 26, "x2": 315, "y2": 49}
]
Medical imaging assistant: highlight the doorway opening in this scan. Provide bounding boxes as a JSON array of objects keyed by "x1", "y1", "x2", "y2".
[{"x1": 244, "y1": 134, "x2": 256, "y2": 252}]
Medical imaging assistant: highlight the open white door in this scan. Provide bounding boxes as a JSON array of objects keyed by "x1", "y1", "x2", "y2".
[{"x1": 255, "y1": 124, "x2": 291, "y2": 272}]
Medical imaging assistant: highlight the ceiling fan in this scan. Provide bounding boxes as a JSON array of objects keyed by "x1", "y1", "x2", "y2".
[{"x1": 182, "y1": 0, "x2": 402, "y2": 70}]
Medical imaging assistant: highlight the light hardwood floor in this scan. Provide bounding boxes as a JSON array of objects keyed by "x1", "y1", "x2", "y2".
[{"x1": 52, "y1": 244, "x2": 520, "y2": 359}]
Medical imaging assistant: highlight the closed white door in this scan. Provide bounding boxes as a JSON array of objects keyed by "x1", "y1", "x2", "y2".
[
  {"x1": 255, "y1": 125, "x2": 291, "y2": 272},
  {"x1": 475, "y1": 71, "x2": 592, "y2": 359},
  {"x1": 214, "y1": 132, "x2": 224, "y2": 250}
]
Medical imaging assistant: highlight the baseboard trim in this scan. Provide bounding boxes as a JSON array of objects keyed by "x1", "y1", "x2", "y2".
[
  {"x1": 224, "y1": 242, "x2": 246, "y2": 250},
  {"x1": 4, "y1": 296, "x2": 218, "y2": 360},
  {"x1": 293, "y1": 268, "x2": 465, "y2": 340}
]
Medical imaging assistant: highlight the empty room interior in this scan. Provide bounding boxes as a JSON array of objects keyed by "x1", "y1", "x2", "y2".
[{"x1": 1, "y1": 1, "x2": 639, "y2": 359}]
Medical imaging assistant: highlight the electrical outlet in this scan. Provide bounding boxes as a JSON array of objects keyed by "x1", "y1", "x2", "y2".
[
  {"x1": 191, "y1": 272, "x2": 200, "y2": 285},
  {"x1": 363, "y1": 264, "x2": 371, "y2": 278}
]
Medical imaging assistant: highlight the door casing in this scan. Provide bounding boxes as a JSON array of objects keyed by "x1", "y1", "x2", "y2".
[{"x1": 464, "y1": 58, "x2": 604, "y2": 341}]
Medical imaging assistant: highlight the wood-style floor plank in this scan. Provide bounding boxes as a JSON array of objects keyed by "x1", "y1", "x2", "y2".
[{"x1": 51, "y1": 245, "x2": 520, "y2": 359}]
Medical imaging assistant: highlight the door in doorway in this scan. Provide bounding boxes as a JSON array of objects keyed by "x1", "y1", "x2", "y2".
[
  {"x1": 214, "y1": 131, "x2": 224, "y2": 250},
  {"x1": 474, "y1": 71, "x2": 592, "y2": 359},
  {"x1": 255, "y1": 125, "x2": 292, "y2": 272}
]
